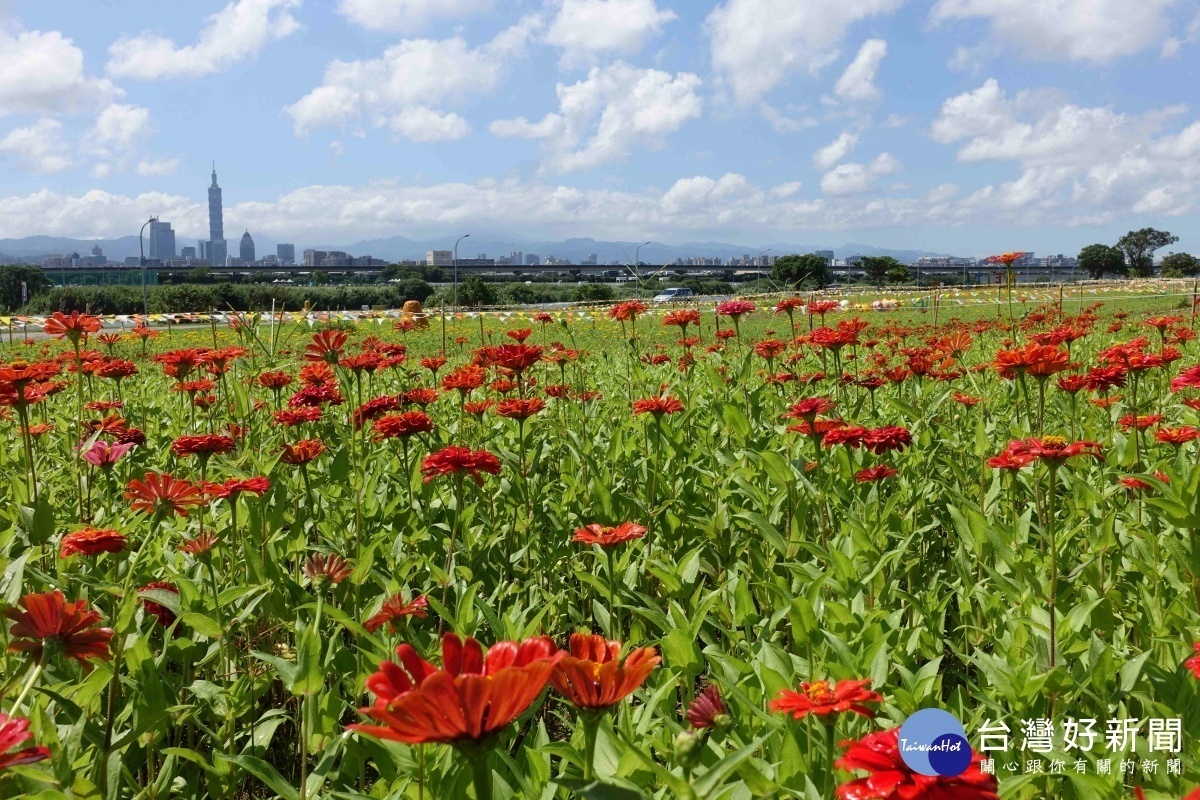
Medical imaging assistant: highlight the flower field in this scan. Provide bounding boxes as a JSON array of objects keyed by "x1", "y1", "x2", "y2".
[{"x1": 3, "y1": 286, "x2": 1200, "y2": 799}]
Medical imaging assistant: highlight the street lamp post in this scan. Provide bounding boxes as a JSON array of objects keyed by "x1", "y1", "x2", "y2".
[
  {"x1": 633, "y1": 241, "x2": 651, "y2": 293},
  {"x1": 757, "y1": 248, "x2": 772, "y2": 288},
  {"x1": 453, "y1": 233, "x2": 470, "y2": 312},
  {"x1": 139, "y1": 216, "x2": 157, "y2": 318}
]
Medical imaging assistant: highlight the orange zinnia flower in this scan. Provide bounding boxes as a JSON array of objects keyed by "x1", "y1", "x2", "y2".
[
  {"x1": 5, "y1": 591, "x2": 113, "y2": 663},
  {"x1": 632, "y1": 395, "x2": 684, "y2": 416},
  {"x1": 363, "y1": 593, "x2": 428, "y2": 633},
  {"x1": 550, "y1": 633, "x2": 660, "y2": 710},
  {"x1": 769, "y1": 678, "x2": 882, "y2": 720},
  {"x1": 125, "y1": 472, "x2": 204, "y2": 516},
  {"x1": 572, "y1": 522, "x2": 647, "y2": 547},
  {"x1": 60, "y1": 528, "x2": 127, "y2": 558},
  {"x1": 348, "y1": 633, "x2": 563, "y2": 744},
  {"x1": 281, "y1": 439, "x2": 327, "y2": 465},
  {"x1": 43, "y1": 311, "x2": 101, "y2": 342}
]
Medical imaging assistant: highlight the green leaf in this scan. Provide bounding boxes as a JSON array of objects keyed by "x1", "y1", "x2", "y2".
[
  {"x1": 692, "y1": 736, "x2": 768, "y2": 799},
  {"x1": 292, "y1": 625, "x2": 324, "y2": 696},
  {"x1": 180, "y1": 612, "x2": 223, "y2": 639},
  {"x1": 217, "y1": 754, "x2": 299, "y2": 800},
  {"x1": 554, "y1": 779, "x2": 649, "y2": 800}
]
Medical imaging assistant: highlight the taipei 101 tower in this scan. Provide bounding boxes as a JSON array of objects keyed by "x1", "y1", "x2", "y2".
[{"x1": 204, "y1": 163, "x2": 227, "y2": 266}]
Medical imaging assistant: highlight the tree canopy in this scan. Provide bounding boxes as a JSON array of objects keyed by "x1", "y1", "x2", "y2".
[
  {"x1": 772, "y1": 253, "x2": 831, "y2": 288},
  {"x1": 1159, "y1": 252, "x2": 1199, "y2": 278},
  {"x1": 1116, "y1": 228, "x2": 1178, "y2": 277},
  {"x1": 860, "y1": 256, "x2": 904, "y2": 286},
  {"x1": 1077, "y1": 244, "x2": 1127, "y2": 280},
  {"x1": 0, "y1": 265, "x2": 54, "y2": 311}
]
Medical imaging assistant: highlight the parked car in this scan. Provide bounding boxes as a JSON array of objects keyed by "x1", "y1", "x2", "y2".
[{"x1": 652, "y1": 287, "x2": 694, "y2": 303}]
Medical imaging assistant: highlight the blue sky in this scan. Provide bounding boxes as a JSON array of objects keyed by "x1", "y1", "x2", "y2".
[{"x1": 1, "y1": 0, "x2": 1199, "y2": 256}]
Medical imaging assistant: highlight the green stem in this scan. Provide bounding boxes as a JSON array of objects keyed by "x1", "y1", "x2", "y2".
[
  {"x1": 470, "y1": 753, "x2": 494, "y2": 800},
  {"x1": 581, "y1": 712, "x2": 602, "y2": 781}
]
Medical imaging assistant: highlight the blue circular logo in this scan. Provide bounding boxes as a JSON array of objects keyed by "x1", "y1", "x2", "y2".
[{"x1": 898, "y1": 709, "x2": 972, "y2": 777}]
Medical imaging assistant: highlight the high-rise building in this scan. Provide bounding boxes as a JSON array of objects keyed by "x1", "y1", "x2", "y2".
[
  {"x1": 813, "y1": 250, "x2": 835, "y2": 263},
  {"x1": 240, "y1": 230, "x2": 255, "y2": 263},
  {"x1": 277, "y1": 244, "x2": 295, "y2": 265},
  {"x1": 206, "y1": 163, "x2": 227, "y2": 267},
  {"x1": 525, "y1": 254, "x2": 540, "y2": 266},
  {"x1": 426, "y1": 250, "x2": 453, "y2": 267},
  {"x1": 181, "y1": 246, "x2": 197, "y2": 259},
  {"x1": 148, "y1": 220, "x2": 176, "y2": 260}
]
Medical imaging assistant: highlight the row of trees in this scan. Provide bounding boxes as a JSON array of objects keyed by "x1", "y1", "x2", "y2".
[{"x1": 1078, "y1": 228, "x2": 1197, "y2": 278}]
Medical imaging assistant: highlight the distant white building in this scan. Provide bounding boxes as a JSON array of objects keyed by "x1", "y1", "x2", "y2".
[{"x1": 426, "y1": 250, "x2": 453, "y2": 267}]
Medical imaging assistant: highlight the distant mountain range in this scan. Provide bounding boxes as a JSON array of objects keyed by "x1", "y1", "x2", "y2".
[{"x1": 0, "y1": 234, "x2": 948, "y2": 266}]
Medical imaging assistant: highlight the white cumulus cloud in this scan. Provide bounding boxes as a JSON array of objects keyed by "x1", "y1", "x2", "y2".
[
  {"x1": 285, "y1": 16, "x2": 542, "y2": 142},
  {"x1": 546, "y1": 0, "x2": 676, "y2": 65},
  {"x1": 107, "y1": 0, "x2": 301, "y2": 80},
  {"x1": 491, "y1": 62, "x2": 702, "y2": 173},
  {"x1": 813, "y1": 131, "x2": 858, "y2": 170},
  {"x1": 707, "y1": 0, "x2": 903, "y2": 105},
  {"x1": 336, "y1": 0, "x2": 491, "y2": 33},
  {"x1": 136, "y1": 156, "x2": 181, "y2": 177},
  {"x1": 0, "y1": 27, "x2": 118, "y2": 116},
  {"x1": 833, "y1": 38, "x2": 887, "y2": 102},
  {"x1": 930, "y1": 0, "x2": 1176, "y2": 63},
  {"x1": 0, "y1": 119, "x2": 73, "y2": 173}
]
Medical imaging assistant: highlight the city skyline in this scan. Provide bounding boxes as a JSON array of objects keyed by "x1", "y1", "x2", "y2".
[{"x1": 0, "y1": 1, "x2": 1198, "y2": 257}]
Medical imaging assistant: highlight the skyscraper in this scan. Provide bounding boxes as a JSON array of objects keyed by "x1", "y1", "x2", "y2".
[
  {"x1": 206, "y1": 163, "x2": 227, "y2": 266},
  {"x1": 148, "y1": 220, "x2": 176, "y2": 260},
  {"x1": 240, "y1": 230, "x2": 255, "y2": 263},
  {"x1": 277, "y1": 244, "x2": 295, "y2": 265}
]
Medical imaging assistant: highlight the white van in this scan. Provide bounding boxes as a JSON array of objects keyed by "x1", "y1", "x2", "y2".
[{"x1": 652, "y1": 287, "x2": 694, "y2": 303}]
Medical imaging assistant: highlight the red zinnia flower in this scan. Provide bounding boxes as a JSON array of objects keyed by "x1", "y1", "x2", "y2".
[
  {"x1": 687, "y1": 684, "x2": 729, "y2": 729},
  {"x1": 420, "y1": 356, "x2": 447, "y2": 375},
  {"x1": 497, "y1": 397, "x2": 546, "y2": 420},
  {"x1": 421, "y1": 446, "x2": 502, "y2": 485},
  {"x1": 769, "y1": 679, "x2": 882, "y2": 720},
  {"x1": 442, "y1": 364, "x2": 487, "y2": 395},
  {"x1": 275, "y1": 407, "x2": 323, "y2": 426},
  {"x1": 716, "y1": 300, "x2": 756, "y2": 319},
  {"x1": 363, "y1": 593, "x2": 428, "y2": 633},
  {"x1": 993, "y1": 343, "x2": 1070, "y2": 380},
  {"x1": 304, "y1": 553, "x2": 354, "y2": 586},
  {"x1": 607, "y1": 301, "x2": 647, "y2": 322},
  {"x1": 401, "y1": 387, "x2": 440, "y2": 407},
  {"x1": 5, "y1": 590, "x2": 113, "y2": 662},
  {"x1": 782, "y1": 397, "x2": 836, "y2": 422},
  {"x1": 1005, "y1": 436, "x2": 1102, "y2": 465},
  {"x1": 463, "y1": 400, "x2": 495, "y2": 416},
  {"x1": 139, "y1": 582, "x2": 179, "y2": 627},
  {"x1": 0, "y1": 713, "x2": 50, "y2": 770},
  {"x1": 663, "y1": 309, "x2": 702, "y2": 330},
  {"x1": 856, "y1": 465, "x2": 898, "y2": 482},
  {"x1": 1157, "y1": 426, "x2": 1200, "y2": 445},
  {"x1": 834, "y1": 728, "x2": 998, "y2": 800},
  {"x1": 863, "y1": 426, "x2": 911, "y2": 455},
  {"x1": 1119, "y1": 413, "x2": 1164, "y2": 430},
  {"x1": 205, "y1": 477, "x2": 271, "y2": 500},
  {"x1": 180, "y1": 533, "x2": 219, "y2": 556},
  {"x1": 281, "y1": 439, "x2": 327, "y2": 465},
  {"x1": 1185, "y1": 642, "x2": 1200, "y2": 678},
  {"x1": 348, "y1": 633, "x2": 563, "y2": 744},
  {"x1": 987, "y1": 450, "x2": 1033, "y2": 470},
  {"x1": 1171, "y1": 365, "x2": 1200, "y2": 393},
  {"x1": 632, "y1": 396, "x2": 684, "y2": 416},
  {"x1": 60, "y1": 528, "x2": 127, "y2": 558},
  {"x1": 257, "y1": 370, "x2": 294, "y2": 390},
  {"x1": 304, "y1": 329, "x2": 349, "y2": 364},
  {"x1": 171, "y1": 434, "x2": 237, "y2": 459},
  {"x1": 487, "y1": 343, "x2": 543, "y2": 375},
  {"x1": 572, "y1": 522, "x2": 647, "y2": 547},
  {"x1": 953, "y1": 393, "x2": 982, "y2": 406},
  {"x1": 823, "y1": 425, "x2": 870, "y2": 448},
  {"x1": 549, "y1": 633, "x2": 660, "y2": 710},
  {"x1": 373, "y1": 411, "x2": 435, "y2": 440},
  {"x1": 353, "y1": 395, "x2": 402, "y2": 428},
  {"x1": 125, "y1": 473, "x2": 204, "y2": 516}
]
